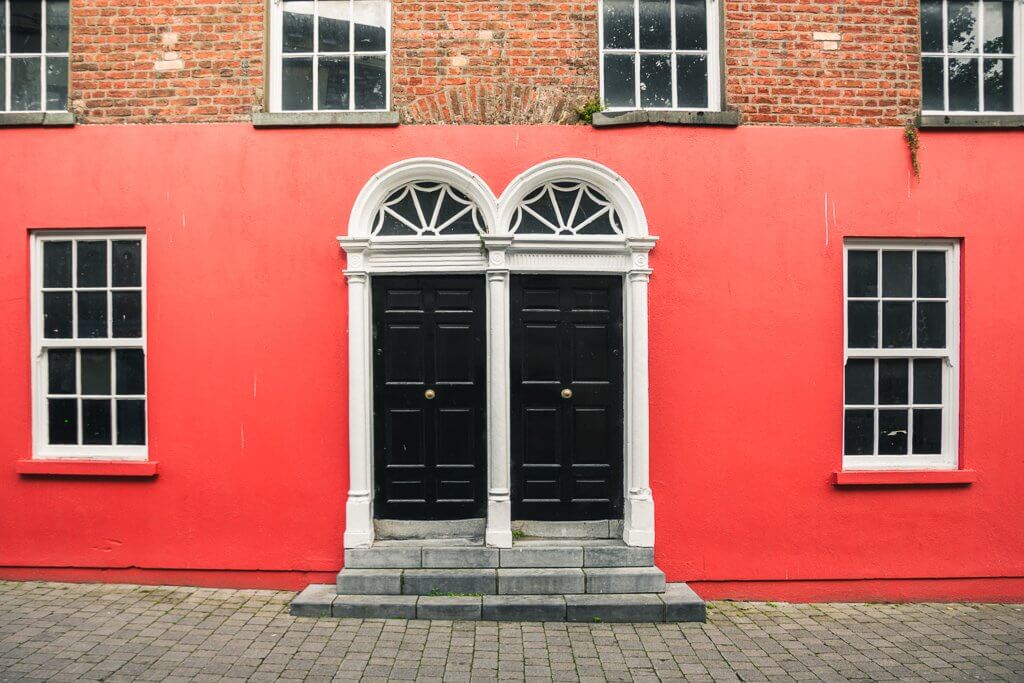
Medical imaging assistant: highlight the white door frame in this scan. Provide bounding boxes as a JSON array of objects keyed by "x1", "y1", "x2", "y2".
[{"x1": 339, "y1": 158, "x2": 658, "y2": 549}]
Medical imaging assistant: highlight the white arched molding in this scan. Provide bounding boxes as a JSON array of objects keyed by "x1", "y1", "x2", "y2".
[{"x1": 338, "y1": 157, "x2": 657, "y2": 549}]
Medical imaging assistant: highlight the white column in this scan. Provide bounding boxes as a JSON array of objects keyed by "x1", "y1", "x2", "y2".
[
  {"x1": 483, "y1": 237, "x2": 513, "y2": 547},
  {"x1": 340, "y1": 239, "x2": 374, "y2": 548},
  {"x1": 624, "y1": 242, "x2": 656, "y2": 547}
]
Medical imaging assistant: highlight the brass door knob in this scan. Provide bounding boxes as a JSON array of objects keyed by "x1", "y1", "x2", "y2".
[
  {"x1": 561, "y1": 388, "x2": 573, "y2": 399},
  {"x1": 424, "y1": 389, "x2": 436, "y2": 400}
]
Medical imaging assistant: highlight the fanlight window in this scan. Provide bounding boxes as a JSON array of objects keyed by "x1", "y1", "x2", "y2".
[
  {"x1": 372, "y1": 182, "x2": 485, "y2": 236},
  {"x1": 510, "y1": 181, "x2": 622, "y2": 236}
]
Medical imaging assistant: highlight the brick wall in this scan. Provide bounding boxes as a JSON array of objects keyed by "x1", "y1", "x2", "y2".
[{"x1": 68, "y1": 0, "x2": 920, "y2": 126}]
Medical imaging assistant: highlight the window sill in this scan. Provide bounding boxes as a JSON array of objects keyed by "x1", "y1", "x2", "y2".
[
  {"x1": 15, "y1": 459, "x2": 158, "y2": 477},
  {"x1": 0, "y1": 111, "x2": 75, "y2": 127},
  {"x1": 917, "y1": 114, "x2": 1024, "y2": 129},
  {"x1": 592, "y1": 110, "x2": 741, "y2": 128},
  {"x1": 833, "y1": 469, "x2": 976, "y2": 486},
  {"x1": 252, "y1": 111, "x2": 400, "y2": 128}
]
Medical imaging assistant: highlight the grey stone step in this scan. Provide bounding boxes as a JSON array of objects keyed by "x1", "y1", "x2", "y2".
[
  {"x1": 498, "y1": 568, "x2": 584, "y2": 595},
  {"x1": 401, "y1": 569, "x2": 496, "y2": 596},
  {"x1": 291, "y1": 584, "x2": 706, "y2": 622},
  {"x1": 336, "y1": 568, "x2": 402, "y2": 595},
  {"x1": 345, "y1": 541, "x2": 653, "y2": 569},
  {"x1": 584, "y1": 567, "x2": 666, "y2": 593}
]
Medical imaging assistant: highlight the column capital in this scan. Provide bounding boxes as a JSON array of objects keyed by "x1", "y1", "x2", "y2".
[
  {"x1": 483, "y1": 235, "x2": 514, "y2": 272},
  {"x1": 344, "y1": 270, "x2": 368, "y2": 284}
]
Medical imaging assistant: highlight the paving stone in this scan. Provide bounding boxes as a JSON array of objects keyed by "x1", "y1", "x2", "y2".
[
  {"x1": 583, "y1": 546, "x2": 654, "y2": 568},
  {"x1": 335, "y1": 569, "x2": 403, "y2": 595},
  {"x1": 564, "y1": 594, "x2": 665, "y2": 622},
  {"x1": 289, "y1": 585, "x2": 335, "y2": 617},
  {"x1": 482, "y1": 596, "x2": 567, "y2": 622},
  {"x1": 332, "y1": 595, "x2": 417, "y2": 619},
  {"x1": 497, "y1": 569, "x2": 585, "y2": 595},
  {"x1": 583, "y1": 567, "x2": 666, "y2": 594},
  {"x1": 421, "y1": 547, "x2": 499, "y2": 569},
  {"x1": 499, "y1": 547, "x2": 583, "y2": 568},
  {"x1": 344, "y1": 547, "x2": 422, "y2": 569},
  {"x1": 402, "y1": 569, "x2": 496, "y2": 596},
  {"x1": 416, "y1": 597, "x2": 482, "y2": 621}
]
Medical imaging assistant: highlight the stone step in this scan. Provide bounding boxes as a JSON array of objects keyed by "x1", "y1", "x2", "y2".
[
  {"x1": 335, "y1": 566, "x2": 665, "y2": 596},
  {"x1": 292, "y1": 583, "x2": 705, "y2": 622},
  {"x1": 344, "y1": 542, "x2": 653, "y2": 569}
]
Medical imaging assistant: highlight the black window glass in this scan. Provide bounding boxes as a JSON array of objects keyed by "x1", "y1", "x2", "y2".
[
  {"x1": 10, "y1": 0, "x2": 42, "y2": 53},
  {"x1": 847, "y1": 250, "x2": 877, "y2": 297},
  {"x1": 949, "y1": 57, "x2": 980, "y2": 111},
  {"x1": 676, "y1": 55, "x2": 708, "y2": 108},
  {"x1": 116, "y1": 349, "x2": 146, "y2": 395},
  {"x1": 354, "y1": 56, "x2": 386, "y2": 109},
  {"x1": 845, "y1": 359, "x2": 874, "y2": 405},
  {"x1": 48, "y1": 398, "x2": 77, "y2": 444},
  {"x1": 921, "y1": 0, "x2": 943, "y2": 52},
  {"x1": 82, "y1": 399, "x2": 112, "y2": 445},
  {"x1": 603, "y1": 0, "x2": 634, "y2": 49},
  {"x1": 913, "y1": 359, "x2": 943, "y2": 404},
  {"x1": 844, "y1": 410, "x2": 874, "y2": 455},
  {"x1": 882, "y1": 251, "x2": 912, "y2": 297},
  {"x1": 43, "y1": 241, "x2": 72, "y2": 287},
  {"x1": 983, "y1": 0, "x2": 1013, "y2": 53},
  {"x1": 282, "y1": 2, "x2": 314, "y2": 52},
  {"x1": 45, "y1": 56, "x2": 67, "y2": 110},
  {"x1": 317, "y1": 57, "x2": 350, "y2": 110},
  {"x1": 282, "y1": 58, "x2": 313, "y2": 110},
  {"x1": 46, "y1": 0, "x2": 69, "y2": 52},
  {"x1": 882, "y1": 301, "x2": 912, "y2": 348},
  {"x1": 675, "y1": 0, "x2": 707, "y2": 50},
  {"x1": 78, "y1": 291, "x2": 108, "y2": 338},
  {"x1": 638, "y1": 0, "x2": 671, "y2": 49},
  {"x1": 640, "y1": 54, "x2": 673, "y2": 108},
  {"x1": 47, "y1": 348, "x2": 76, "y2": 394},
  {"x1": 11, "y1": 57, "x2": 41, "y2": 110},
  {"x1": 603, "y1": 54, "x2": 636, "y2": 108},
  {"x1": 112, "y1": 240, "x2": 142, "y2": 286},
  {"x1": 922, "y1": 58, "x2": 945, "y2": 110},
  {"x1": 917, "y1": 251, "x2": 946, "y2": 298},
  {"x1": 947, "y1": 1, "x2": 978, "y2": 52},
  {"x1": 43, "y1": 291, "x2": 72, "y2": 338},
  {"x1": 917, "y1": 302, "x2": 946, "y2": 348},
  {"x1": 112, "y1": 291, "x2": 142, "y2": 338},
  {"x1": 116, "y1": 400, "x2": 146, "y2": 445},
  {"x1": 847, "y1": 301, "x2": 878, "y2": 348},
  {"x1": 319, "y1": 12, "x2": 349, "y2": 52},
  {"x1": 983, "y1": 58, "x2": 1012, "y2": 111},
  {"x1": 81, "y1": 349, "x2": 111, "y2": 395},
  {"x1": 77, "y1": 240, "x2": 107, "y2": 287},
  {"x1": 353, "y1": 4, "x2": 386, "y2": 52},
  {"x1": 877, "y1": 409, "x2": 909, "y2": 455},
  {"x1": 878, "y1": 359, "x2": 909, "y2": 405},
  {"x1": 913, "y1": 409, "x2": 943, "y2": 454}
]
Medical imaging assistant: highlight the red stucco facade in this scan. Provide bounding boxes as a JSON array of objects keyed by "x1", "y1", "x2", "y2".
[{"x1": 1, "y1": 124, "x2": 1023, "y2": 601}]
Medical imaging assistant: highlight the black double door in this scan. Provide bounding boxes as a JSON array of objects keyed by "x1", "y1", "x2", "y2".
[
  {"x1": 510, "y1": 275, "x2": 624, "y2": 521},
  {"x1": 372, "y1": 274, "x2": 624, "y2": 522},
  {"x1": 372, "y1": 275, "x2": 487, "y2": 520}
]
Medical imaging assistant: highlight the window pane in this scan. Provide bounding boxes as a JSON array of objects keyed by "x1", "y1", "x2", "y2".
[
  {"x1": 319, "y1": 56, "x2": 350, "y2": 110},
  {"x1": 917, "y1": 301, "x2": 946, "y2": 348},
  {"x1": 116, "y1": 349, "x2": 146, "y2": 395},
  {"x1": 43, "y1": 291, "x2": 72, "y2": 338},
  {"x1": 116, "y1": 400, "x2": 146, "y2": 445},
  {"x1": 318, "y1": 1, "x2": 350, "y2": 52},
  {"x1": 603, "y1": 0, "x2": 634, "y2": 49},
  {"x1": 921, "y1": 0, "x2": 943, "y2": 52},
  {"x1": 82, "y1": 399, "x2": 112, "y2": 445},
  {"x1": 638, "y1": 0, "x2": 671, "y2": 49},
  {"x1": 675, "y1": 0, "x2": 707, "y2": 50},
  {"x1": 46, "y1": 0, "x2": 69, "y2": 52},
  {"x1": 78, "y1": 291, "x2": 108, "y2": 338},
  {"x1": 983, "y1": 58, "x2": 1012, "y2": 111},
  {"x1": 112, "y1": 240, "x2": 142, "y2": 286},
  {"x1": 81, "y1": 349, "x2": 111, "y2": 395},
  {"x1": 112, "y1": 291, "x2": 142, "y2": 338},
  {"x1": 353, "y1": 0, "x2": 387, "y2": 52},
  {"x1": 913, "y1": 358, "x2": 943, "y2": 404},
  {"x1": 948, "y1": 57, "x2": 980, "y2": 110},
  {"x1": 45, "y1": 56, "x2": 67, "y2": 110},
  {"x1": 882, "y1": 301, "x2": 912, "y2": 348},
  {"x1": 10, "y1": 0, "x2": 42, "y2": 53},
  {"x1": 922, "y1": 57, "x2": 945, "y2": 111},
  {"x1": 282, "y1": 58, "x2": 313, "y2": 110},
  {"x1": 844, "y1": 409, "x2": 874, "y2": 455},
  {"x1": 77, "y1": 240, "x2": 107, "y2": 287},
  {"x1": 913, "y1": 409, "x2": 943, "y2": 454},
  {"x1": 47, "y1": 348, "x2": 76, "y2": 394},
  {"x1": 0, "y1": 60, "x2": 5, "y2": 111},
  {"x1": 847, "y1": 301, "x2": 878, "y2": 348},
  {"x1": 878, "y1": 409, "x2": 908, "y2": 455},
  {"x1": 354, "y1": 55, "x2": 386, "y2": 109},
  {"x1": 947, "y1": 1, "x2": 978, "y2": 52},
  {"x1": 882, "y1": 251, "x2": 912, "y2": 297},
  {"x1": 676, "y1": 55, "x2": 708, "y2": 108},
  {"x1": 43, "y1": 241, "x2": 72, "y2": 287},
  {"x1": 847, "y1": 250, "x2": 877, "y2": 297},
  {"x1": 639, "y1": 54, "x2": 672, "y2": 108},
  {"x1": 844, "y1": 359, "x2": 874, "y2": 405},
  {"x1": 603, "y1": 54, "x2": 636, "y2": 108},
  {"x1": 878, "y1": 359, "x2": 909, "y2": 405},
  {"x1": 983, "y1": 1, "x2": 1013, "y2": 53},
  {"x1": 282, "y1": 1, "x2": 314, "y2": 53},
  {"x1": 917, "y1": 251, "x2": 946, "y2": 297},
  {"x1": 48, "y1": 398, "x2": 77, "y2": 444},
  {"x1": 11, "y1": 57, "x2": 42, "y2": 111}
]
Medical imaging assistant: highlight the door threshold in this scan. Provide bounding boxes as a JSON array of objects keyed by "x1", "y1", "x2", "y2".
[
  {"x1": 374, "y1": 518, "x2": 486, "y2": 543},
  {"x1": 512, "y1": 519, "x2": 624, "y2": 540}
]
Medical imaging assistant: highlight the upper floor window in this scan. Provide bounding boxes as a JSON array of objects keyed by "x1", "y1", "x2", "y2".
[
  {"x1": 921, "y1": 0, "x2": 1022, "y2": 114},
  {"x1": 843, "y1": 240, "x2": 959, "y2": 471},
  {"x1": 1, "y1": 0, "x2": 69, "y2": 112},
  {"x1": 269, "y1": 0, "x2": 390, "y2": 112},
  {"x1": 600, "y1": 0, "x2": 720, "y2": 111},
  {"x1": 32, "y1": 232, "x2": 148, "y2": 460}
]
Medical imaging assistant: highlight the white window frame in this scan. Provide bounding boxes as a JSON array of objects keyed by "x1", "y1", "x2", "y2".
[
  {"x1": 2, "y1": 0, "x2": 70, "y2": 113},
  {"x1": 598, "y1": 0, "x2": 721, "y2": 112},
  {"x1": 30, "y1": 231, "x2": 148, "y2": 461},
  {"x1": 268, "y1": 0, "x2": 391, "y2": 113},
  {"x1": 843, "y1": 239, "x2": 960, "y2": 471},
  {"x1": 921, "y1": 0, "x2": 1023, "y2": 115}
]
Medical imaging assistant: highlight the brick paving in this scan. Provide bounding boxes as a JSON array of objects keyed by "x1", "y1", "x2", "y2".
[{"x1": 0, "y1": 582, "x2": 1021, "y2": 682}]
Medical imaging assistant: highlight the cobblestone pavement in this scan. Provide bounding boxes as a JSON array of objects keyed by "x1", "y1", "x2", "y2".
[{"x1": 0, "y1": 582, "x2": 1022, "y2": 682}]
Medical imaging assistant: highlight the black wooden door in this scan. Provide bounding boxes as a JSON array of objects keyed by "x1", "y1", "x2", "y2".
[
  {"x1": 372, "y1": 275, "x2": 487, "y2": 520},
  {"x1": 510, "y1": 275, "x2": 624, "y2": 520}
]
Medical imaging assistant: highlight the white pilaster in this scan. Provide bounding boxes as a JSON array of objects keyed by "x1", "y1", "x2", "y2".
[
  {"x1": 339, "y1": 238, "x2": 374, "y2": 548},
  {"x1": 483, "y1": 237, "x2": 514, "y2": 547},
  {"x1": 623, "y1": 239, "x2": 656, "y2": 547}
]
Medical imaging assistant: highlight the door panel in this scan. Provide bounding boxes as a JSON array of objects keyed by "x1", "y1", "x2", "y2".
[
  {"x1": 373, "y1": 275, "x2": 486, "y2": 520},
  {"x1": 510, "y1": 275, "x2": 624, "y2": 521}
]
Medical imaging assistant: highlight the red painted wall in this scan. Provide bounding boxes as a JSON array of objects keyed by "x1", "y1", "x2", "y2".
[{"x1": 1, "y1": 124, "x2": 1022, "y2": 600}]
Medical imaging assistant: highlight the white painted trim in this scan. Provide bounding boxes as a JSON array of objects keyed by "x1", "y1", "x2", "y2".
[{"x1": 340, "y1": 158, "x2": 658, "y2": 548}]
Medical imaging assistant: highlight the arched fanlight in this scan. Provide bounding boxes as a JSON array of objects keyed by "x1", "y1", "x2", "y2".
[
  {"x1": 509, "y1": 181, "x2": 622, "y2": 236},
  {"x1": 372, "y1": 182, "x2": 486, "y2": 236}
]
